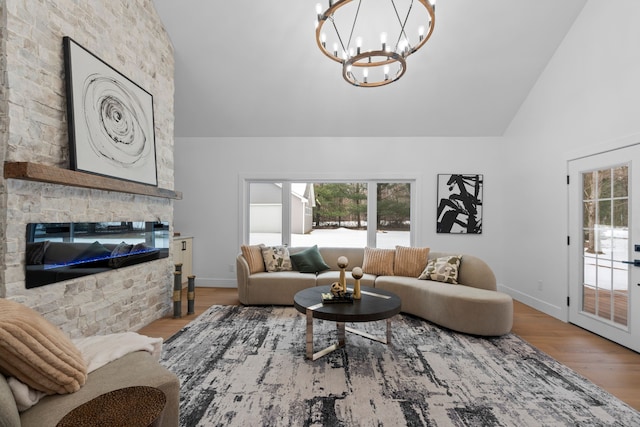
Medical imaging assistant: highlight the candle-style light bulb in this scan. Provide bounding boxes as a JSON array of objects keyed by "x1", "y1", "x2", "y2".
[
  {"x1": 384, "y1": 65, "x2": 390, "y2": 80},
  {"x1": 356, "y1": 36, "x2": 363, "y2": 55},
  {"x1": 333, "y1": 42, "x2": 338, "y2": 57},
  {"x1": 363, "y1": 68, "x2": 368, "y2": 83},
  {"x1": 398, "y1": 38, "x2": 408, "y2": 55},
  {"x1": 315, "y1": 3, "x2": 322, "y2": 14},
  {"x1": 418, "y1": 26, "x2": 425, "y2": 41},
  {"x1": 321, "y1": 32, "x2": 327, "y2": 48},
  {"x1": 380, "y1": 32, "x2": 387, "y2": 51}
]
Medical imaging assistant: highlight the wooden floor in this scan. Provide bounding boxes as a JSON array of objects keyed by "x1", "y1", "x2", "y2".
[{"x1": 138, "y1": 287, "x2": 640, "y2": 412}]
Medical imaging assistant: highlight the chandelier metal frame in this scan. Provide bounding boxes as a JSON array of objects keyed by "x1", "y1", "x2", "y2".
[{"x1": 315, "y1": 0, "x2": 436, "y2": 87}]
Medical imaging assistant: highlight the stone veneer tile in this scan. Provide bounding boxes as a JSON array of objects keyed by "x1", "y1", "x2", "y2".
[{"x1": 1, "y1": 0, "x2": 176, "y2": 338}]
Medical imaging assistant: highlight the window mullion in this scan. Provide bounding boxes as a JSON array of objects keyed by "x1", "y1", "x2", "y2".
[
  {"x1": 282, "y1": 182, "x2": 292, "y2": 246},
  {"x1": 367, "y1": 181, "x2": 377, "y2": 247}
]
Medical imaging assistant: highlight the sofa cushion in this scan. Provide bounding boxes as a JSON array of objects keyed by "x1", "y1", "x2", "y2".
[
  {"x1": 362, "y1": 247, "x2": 395, "y2": 276},
  {"x1": 318, "y1": 247, "x2": 366, "y2": 271},
  {"x1": 0, "y1": 299, "x2": 87, "y2": 395},
  {"x1": 261, "y1": 245, "x2": 293, "y2": 272},
  {"x1": 241, "y1": 244, "x2": 265, "y2": 274},
  {"x1": 419, "y1": 255, "x2": 462, "y2": 284},
  {"x1": 18, "y1": 351, "x2": 180, "y2": 427},
  {"x1": 290, "y1": 245, "x2": 330, "y2": 273},
  {"x1": 316, "y1": 271, "x2": 377, "y2": 287},
  {"x1": 394, "y1": 246, "x2": 430, "y2": 277},
  {"x1": 375, "y1": 276, "x2": 513, "y2": 336}
]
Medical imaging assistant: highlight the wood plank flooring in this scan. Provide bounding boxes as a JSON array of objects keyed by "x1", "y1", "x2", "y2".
[{"x1": 138, "y1": 287, "x2": 640, "y2": 412}]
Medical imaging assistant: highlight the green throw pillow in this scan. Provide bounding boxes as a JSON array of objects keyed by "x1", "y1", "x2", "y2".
[{"x1": 291, "y1": 245, "x2": 330, "y2": 273}]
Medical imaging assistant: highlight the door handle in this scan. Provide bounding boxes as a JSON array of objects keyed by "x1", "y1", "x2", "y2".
[{"x1": 621, "y1": 259, "x2": 640, "y2": 267}]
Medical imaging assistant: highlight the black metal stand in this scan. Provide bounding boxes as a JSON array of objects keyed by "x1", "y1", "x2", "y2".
[
  {"x1": 173, "y1": 264, "x2": 183, "y2": 318},
  {"x1": 187, "y1": 275, "x2": 196, "y2": 315}
]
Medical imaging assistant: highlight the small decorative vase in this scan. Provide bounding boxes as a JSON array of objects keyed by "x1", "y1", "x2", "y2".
[
  {"x1": 351, "y1": 267, "x2": 363, "y2": 299},
  {"x1": 337, "y1": 256, "x2": 349, "y2": 292}
]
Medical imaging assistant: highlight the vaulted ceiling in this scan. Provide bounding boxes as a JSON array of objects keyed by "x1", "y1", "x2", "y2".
[{"x1": 152, "y1": 0, "x2": 586, "y2": 138}]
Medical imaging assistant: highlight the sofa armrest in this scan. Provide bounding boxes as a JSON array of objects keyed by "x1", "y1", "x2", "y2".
[
  {"x1": 0, "y1": 375, "x2": 20, "y2": 427},
  {"x1": 429, "y1": 251, "x2": 497, "y2": 291},
  {"x1": 236, "y1": 254, "x2": 251, "y2": 304},
  {"x1": 19, "y1": 351, "x2": 179, "y2": 427}
]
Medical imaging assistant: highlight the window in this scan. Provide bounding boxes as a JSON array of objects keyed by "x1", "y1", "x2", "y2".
[
  {"x1": 245, "y1": 180, "x2": 413, "y2": 248},
  {"x1": 376, "y1": 183, "x2": 411, "y2": 249},
  {"x1": 248, "y1": 182, "x2": 282, "y2": 246}
]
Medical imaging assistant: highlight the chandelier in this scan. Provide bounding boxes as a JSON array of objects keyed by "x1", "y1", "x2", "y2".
[{"x1": 314, "y1": 0, "x2": 436, "y2": 87}]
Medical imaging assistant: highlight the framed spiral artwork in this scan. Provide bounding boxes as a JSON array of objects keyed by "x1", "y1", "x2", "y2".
[{"x1": 63, "y1": 37, "x2": 158, "y2": 186}]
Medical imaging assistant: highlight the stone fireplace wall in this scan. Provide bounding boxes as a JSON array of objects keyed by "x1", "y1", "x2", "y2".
[{"x1": 0, "y1": 0, "x2": 175, "y2": 338}]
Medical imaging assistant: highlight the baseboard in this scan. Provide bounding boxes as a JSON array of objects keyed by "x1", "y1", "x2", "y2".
[{"x1": 498, "y1": 283, "x2": 566, "y2": 321}]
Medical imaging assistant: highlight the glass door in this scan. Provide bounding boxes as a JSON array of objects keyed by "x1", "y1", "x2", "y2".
[{"x1": 568, "y1": 144, "x2": 640, "y2": 352}]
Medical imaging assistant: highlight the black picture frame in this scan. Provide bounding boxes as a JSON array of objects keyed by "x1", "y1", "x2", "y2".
[
  {"x1": 437, "y1": 174, "x2": 483, "y2": 234},
  {"x1": 63, "y1": 36, "x2": 158, "y2": 186}
]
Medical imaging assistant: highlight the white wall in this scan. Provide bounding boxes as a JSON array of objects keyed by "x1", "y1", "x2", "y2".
[
  {"x1": 174, "y1": 2, "x2": 640, "y2": 323},
  {"x1": 174, "y1": 137, "x2": 506, "y2": 287},
  {"x1": 501, "y1": 0, "x2": 640, "y2": 319}
]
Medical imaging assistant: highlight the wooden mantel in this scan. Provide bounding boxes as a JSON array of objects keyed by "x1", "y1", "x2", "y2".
[{"x1": 4, "y1": 162, "x2": 182, "y2": 200}]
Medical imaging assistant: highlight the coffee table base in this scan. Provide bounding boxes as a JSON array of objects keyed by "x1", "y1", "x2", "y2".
[{"x1": 305, "y1": 307, "x2": 393, "y2": 361}]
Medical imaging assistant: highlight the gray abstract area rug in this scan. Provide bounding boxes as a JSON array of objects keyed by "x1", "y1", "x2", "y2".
[{"x1": 160, "y1": 305, "x2": 640, "y2": 426}]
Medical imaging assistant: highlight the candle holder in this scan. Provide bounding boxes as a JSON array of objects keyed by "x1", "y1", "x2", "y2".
[
  {"x1": 173, "y1": 264, "x2": 183, "y2": 319},
  {"x1": 187, "y1": 275, "x2": 196, "y2": 315},
  {"x1": 351, "y1": 267, "x2": 363, "y2": 299},
  {"x1": 337, "y1": 256, "x2": 349, "y2": 292}
]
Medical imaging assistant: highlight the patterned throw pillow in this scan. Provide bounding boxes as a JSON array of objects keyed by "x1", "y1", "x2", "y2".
[
  {"x1": 394, "y1": 246, "x2": 430, "y2": 277},
  {"x1": 362, "y1": 247, "x2": 395, "y2": 276},
  {"x1": 261, "y1": 245, "x2": 293, "y2": 272},
  {"x1": 241, "y1": 244, "x2": 266, "y2": 274},
  {"x1": 419, "y1": 255, "x2": 462, "y2": 284}
]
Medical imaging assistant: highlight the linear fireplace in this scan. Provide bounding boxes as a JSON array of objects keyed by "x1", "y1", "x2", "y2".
[{"x1": 25, "y1": 221, "x2": 170, "y2": 288}]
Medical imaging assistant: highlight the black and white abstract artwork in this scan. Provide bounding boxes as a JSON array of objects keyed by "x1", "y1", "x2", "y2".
[
  {"x1": 437, "y1": 174, "x2": 483, "y2": 234},
  {"x1": 64, "y1": 37, "x2": 157, "y2": 186}
]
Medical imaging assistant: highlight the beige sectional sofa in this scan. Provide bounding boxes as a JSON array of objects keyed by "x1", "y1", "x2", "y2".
[
  {"x1": 0, "y1": 297, "x2": 179, "y2": 427},
  {"x1": 0, "y1": 352, "x2": 180, "y2": 427},
  {"x1": 236, "y1": 246, "x2": 513, "y2": 336}
]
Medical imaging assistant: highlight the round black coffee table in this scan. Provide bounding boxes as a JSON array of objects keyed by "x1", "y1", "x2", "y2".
[{"x1": 294, "y1": 285, "x2": 401, "y2": 360}]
